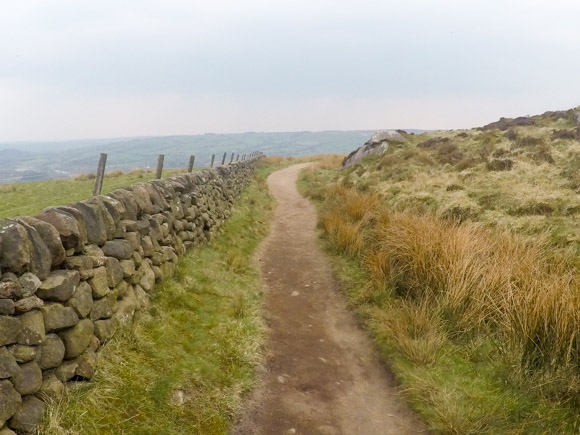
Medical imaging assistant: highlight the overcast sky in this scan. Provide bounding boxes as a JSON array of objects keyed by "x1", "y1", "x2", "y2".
[{"x1": 1, "y1": 0, "x2": 579, "y2": 141}]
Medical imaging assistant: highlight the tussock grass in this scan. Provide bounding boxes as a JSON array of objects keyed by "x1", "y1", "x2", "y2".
[
  {"x1": 300, "y1": 161, "x2": 580, "y2": 431},
  {"x1": 73, "y1": 172, "x2": 96, "y2": 181},
  {"x1": 37, "y1": 160, "x2": 283, "y2": 434}
]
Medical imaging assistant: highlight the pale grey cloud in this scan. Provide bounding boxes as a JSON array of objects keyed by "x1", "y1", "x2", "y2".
[{"x1": 0, "y1": 0, "x2": 579, "y2": 140}]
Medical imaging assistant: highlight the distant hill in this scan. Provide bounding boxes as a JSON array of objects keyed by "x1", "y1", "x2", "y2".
[{"x1": 0, "y1": 130, "x2": 424, "y2": 184}]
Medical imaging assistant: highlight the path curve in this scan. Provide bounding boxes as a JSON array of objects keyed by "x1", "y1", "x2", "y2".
[{"x1": 234, "y1": 164, "x2": 426, "y2": 435}]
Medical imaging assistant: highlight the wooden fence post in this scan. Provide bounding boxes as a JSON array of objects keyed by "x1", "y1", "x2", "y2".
[
  {"x1": 221, "y1": 152, "x2": 227, "y2": 166},
  {"x1": 92, "y1": 153, "x2": 108, "y2": 196},
  {"x1": 156, "y1": 154, "x2": 165, "y2": 179},
  {"x1": 236, "y1": 154, "x2": 240, "y2": 162},
  {"x1": 210, "y1": 154, "x2": 215, "y2": 168},
  {"x1": 230, "y1": 152, "x2": 234, "y2": 164},
  {"x1": 188, "y1": 155, "x2": 195, "y2": 172}
]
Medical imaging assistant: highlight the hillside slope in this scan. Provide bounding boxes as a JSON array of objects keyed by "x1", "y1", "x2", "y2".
[{"x1": 339, "y1": 107, "x2": 580, "y2": 252}]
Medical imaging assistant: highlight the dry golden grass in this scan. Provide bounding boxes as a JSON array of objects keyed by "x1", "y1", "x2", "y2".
[
  {"x1": 320, "y1": 182, "x2": 580, "y2": 379},
  {"x1": 106, "y1": 169, "x2": 124, "y2": 178},
  {"x1": 73, "y1": 172, "x2": 96, "y2": 181}
]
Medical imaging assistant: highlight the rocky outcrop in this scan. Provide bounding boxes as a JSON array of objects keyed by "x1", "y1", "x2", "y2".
[
  {"x1": 0, "y1": 155, "x2": 262, "y2": 432},
  {"x1": 342, "y1": 131, "x2": 405, "y2": 168}
]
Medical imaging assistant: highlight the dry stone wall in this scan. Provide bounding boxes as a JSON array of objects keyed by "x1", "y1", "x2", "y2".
[{"x1": 0, "y1": 158, "x2": 260, "y2": 433}]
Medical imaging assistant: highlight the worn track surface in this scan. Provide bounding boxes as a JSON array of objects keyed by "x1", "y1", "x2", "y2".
[{"x1": 233, "y1": 164, "x2": 427, "y2": 435}]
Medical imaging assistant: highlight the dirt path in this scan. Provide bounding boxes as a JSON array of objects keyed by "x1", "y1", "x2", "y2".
[{"x1": 233, "y1": 164, "x2": 426, "y2": 435}]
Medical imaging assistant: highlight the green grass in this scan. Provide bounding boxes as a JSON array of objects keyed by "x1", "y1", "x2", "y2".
[
  {"x1": 37, "y1": 160, "x2": 290, "y2": 435},
  {"x1": 0, "y1": 168, "x2": 198, "y2": 219}
]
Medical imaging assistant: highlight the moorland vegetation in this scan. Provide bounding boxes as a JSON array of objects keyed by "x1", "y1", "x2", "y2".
[{"x1": 300, "y1": 108, "x2": 580, "y2": 432}]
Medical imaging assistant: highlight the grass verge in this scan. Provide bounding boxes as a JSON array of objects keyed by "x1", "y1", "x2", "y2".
[
  {"x1": 299, "y1": 160, "x2": 580, "y2": 434},
  {"x1": 37, "y1": 161, "x2": 286, "y2": 435}
]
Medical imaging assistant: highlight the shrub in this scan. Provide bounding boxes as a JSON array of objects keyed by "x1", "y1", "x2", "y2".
[
  {"x1": 514, "y1": 135, "x2": 543, "y2": 148},
  {"x1": 504, "y1": 128, "x2": 519, "y2": 141},
  {"x1": 486, "y1": 159, "x2": 513, "y2": 171},
  {"x1": 417, "y1": 137, "x2": 450, "y2": 148}
]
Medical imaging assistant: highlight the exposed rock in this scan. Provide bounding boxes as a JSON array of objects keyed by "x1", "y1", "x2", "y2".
[
  {"x1": 101, "y1": 240, "x2": 134, "y2": 260},
  {"x1": 17, "y1": 310, "x2": 45, "y2": 346},
  {"x1": 8, "y1": 395, "x2": 45, "y2": 433},
  {"x1": 0, "y1": 426, "x2": 16, "y2": 434},
  {"x1": 0, "y1": 317, "x2": 21, "y2": 347},
  {"x1": 342, "y1": 131, "x2": 404, "y2": 168},
  {"x1": 37, "y1": 270, "x2": 80, "y2": 302},
  {"x1": 40, "y1": 304, "x2": 79, "y2": 332},
  {"x1": 58, "y1": 319, "x2": 94, "y2": 359},
  {"x1": 0, "y1": 380, "x2": 21, "y2": 426},
  {"x1": 37, "y1": 334, "x2": 65, "y2": 370},
  {"x1": 0, "y1": 348, "x2": 19, "y2": 379},
  {"x1": 66, "y1": 282, "x2": 93, "y2": 318},
  {"x1": 12, "y1": 361, "x2": 42, "y2": 395}
]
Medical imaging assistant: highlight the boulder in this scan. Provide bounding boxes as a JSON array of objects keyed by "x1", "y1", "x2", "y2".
[
  {"x1": 11, "y1": 361, "x2": 42, "y2": 395},
  {"x1": 54, "y1": 359, "x2": 78, "y2": 382},
  {"x1": 0, "y1": 317, "x2": 21, "y2": 347},
  {"x1": 58, "y1": 319, "x2": 94, "y2": 359},
  {"x1": 342, "y1": 130, "x2": 405, "y2": 168},
  {"x1": 37, "y1": 334, "x2": 65, "y2": 370},
  {"x1": 37, "y1": 270, "x2": 80, "y2": 302},
  {"x1": 0, "y1": 380, "x2": 21, "y2": 427},
  {"x1": 40, "y1": 303, "x2": 79, "y2": 332},
  {"x1": 8, "y1": 395, "x2": 45, "y2": 433}
]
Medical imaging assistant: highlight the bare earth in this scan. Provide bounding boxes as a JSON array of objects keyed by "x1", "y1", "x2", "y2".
[{"x1": 233, "y1": 164, "x2": 427, "y2": 435}]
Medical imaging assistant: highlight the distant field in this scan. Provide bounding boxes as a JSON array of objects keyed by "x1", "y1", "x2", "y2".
[{"x1": 0, "y1": 168, "x2": 190, "y2": 219}]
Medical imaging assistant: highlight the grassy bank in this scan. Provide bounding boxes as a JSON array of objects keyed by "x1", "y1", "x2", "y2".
[
  {"x1": 38, "y1": 160, "x2": 288, "y2": 434},
  {"x1": 299, "y1": 156, "x2": 580, "y2": 433}
]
